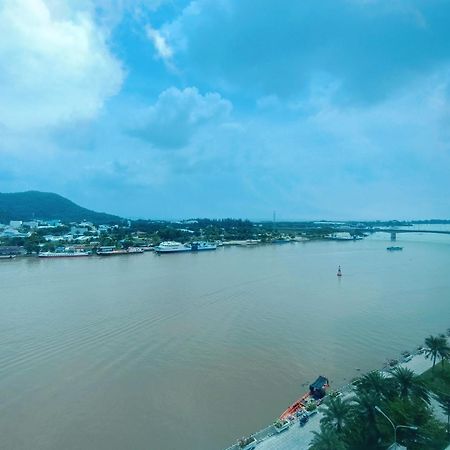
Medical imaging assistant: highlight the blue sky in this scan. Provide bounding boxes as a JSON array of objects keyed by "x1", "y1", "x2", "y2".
[{"x1": 0, "y1": 0, "x2": 449, "y2": 220}]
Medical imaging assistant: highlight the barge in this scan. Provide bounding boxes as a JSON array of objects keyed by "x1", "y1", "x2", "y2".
[{"x1": 279, "y1": 375, "x2": 329, "y2": 420}]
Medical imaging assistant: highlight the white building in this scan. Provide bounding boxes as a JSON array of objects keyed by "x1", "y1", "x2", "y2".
[
  {"x1": 9, "y1": 220, "x2": 23, "y2": 229},
  {"x1": 23, "y1": 221, "x2": 39, "y2": 229}
]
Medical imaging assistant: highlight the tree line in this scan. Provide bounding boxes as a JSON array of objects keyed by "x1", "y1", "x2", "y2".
[{"x1": 310, "y1": 334, "x2": 450, "y2": 450}]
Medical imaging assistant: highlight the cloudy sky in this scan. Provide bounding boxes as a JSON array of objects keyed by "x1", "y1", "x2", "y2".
[{"x1": 0, "y1": 0, "x2": 449, "y2": 220}]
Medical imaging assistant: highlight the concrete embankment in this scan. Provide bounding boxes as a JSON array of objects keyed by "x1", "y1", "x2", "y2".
[{"x1": 225, "y1": 353, "x2": 434, "y2": 450}]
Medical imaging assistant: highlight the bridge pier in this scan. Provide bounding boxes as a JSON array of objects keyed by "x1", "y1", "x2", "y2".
[{"x1": 390, "y1": 232, "x2": 397, "y2": 241}]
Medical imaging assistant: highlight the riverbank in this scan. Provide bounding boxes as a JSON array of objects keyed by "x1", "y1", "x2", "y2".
[{"x1": 225, "y1": 347, "x2": 441, "y2": 450}]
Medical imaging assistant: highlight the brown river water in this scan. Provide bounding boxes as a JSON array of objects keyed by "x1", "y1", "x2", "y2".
[{"x1": 0, "y1": 230, "x2": 449, "y2": 449}]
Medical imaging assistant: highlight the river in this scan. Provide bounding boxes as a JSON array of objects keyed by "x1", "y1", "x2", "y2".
[{"x1": 0, "y1": 230, "x2": 449, "y2": 450}]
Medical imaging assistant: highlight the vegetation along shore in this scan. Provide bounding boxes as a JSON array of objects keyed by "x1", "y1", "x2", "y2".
[
  {"x1": 1, "y1": 191, "x2": 449, "y2": 258},
  {"x1": 227, "y1": 332, "x2": 450, "y2": 450}
]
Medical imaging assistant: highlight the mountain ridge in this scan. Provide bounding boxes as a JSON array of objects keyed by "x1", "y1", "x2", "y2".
[{"x1": 0, "y1": 191, "x2": 122, "y2": 224}]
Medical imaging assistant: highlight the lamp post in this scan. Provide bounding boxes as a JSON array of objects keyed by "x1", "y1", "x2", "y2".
[{"x1": 375, "y1": 406, "x2": 418, "y2": 448}]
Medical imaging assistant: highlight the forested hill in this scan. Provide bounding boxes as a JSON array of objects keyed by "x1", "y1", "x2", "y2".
[{"x1": 0, "y1": 191, "x2": 122, "y2": 224}]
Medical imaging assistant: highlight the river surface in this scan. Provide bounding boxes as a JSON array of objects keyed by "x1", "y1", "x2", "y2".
[{"x1": 0, "y1": 230, "x2": 449, "y2": 450}]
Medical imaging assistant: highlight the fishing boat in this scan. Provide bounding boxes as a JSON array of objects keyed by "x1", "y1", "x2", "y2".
[
  {"x1": 337, "y1": 265, "x2": 342, "y2": 277},
  {"x1": 279, "y1": 376, "x2": 329, "y2": 420}
]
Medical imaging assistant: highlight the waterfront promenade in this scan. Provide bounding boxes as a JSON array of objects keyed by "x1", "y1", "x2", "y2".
[{"x1": 225, "y1": 354, "x2": 434, "y2": 450}]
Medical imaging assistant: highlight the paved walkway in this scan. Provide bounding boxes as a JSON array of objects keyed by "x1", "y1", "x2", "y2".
[
  {"x1": 225, "y1": 353, "x2": 436, "y2": 450},
  {"x1": 398, "y1": 353, "x2": 432, "y2": 374},
  {"x1": 256, "y1": 413, "x2": 322, "y2": 450}
]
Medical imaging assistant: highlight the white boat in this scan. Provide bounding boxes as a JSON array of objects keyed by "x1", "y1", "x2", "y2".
[
  {"x1": 39, "y1": 251, "x2": 90, "y2": 258},
  {"x1": 0, "y1": 254, "x2": 16, "y2": 259},
  {"x1": 127, "y1": 247, "x2": 144, "y2": 254},
  {"x1": 190, "y1": 242, "x2": 217, "y2": 251},
  {"x1": 97, "y1": 246, "x2": 143, "y2": 256},
  {"x1": 154, "y1": 241, "x2": 191, "y2": 254}
]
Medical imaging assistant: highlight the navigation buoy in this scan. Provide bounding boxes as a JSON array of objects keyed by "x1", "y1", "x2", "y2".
[{"x1": 337, "y1": 266, "x2": 342, "y2": 277}]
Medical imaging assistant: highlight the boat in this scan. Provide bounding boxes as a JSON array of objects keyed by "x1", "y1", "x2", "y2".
[
  {"x1": 38, "y1": 251, "x2": 90, "y2": 258},
  {"x1": 386, "y1": 246, "x2": 403, "y2": 251},
  {"x1": 337, "y1": 265, "x2": 342, "y2": 277},
  {"x1": 126, "y1": 247, "x2": 145, "y2": 254},
  {"x1": 96, "y1": 246, "x2": 144, "y2": 256},
  {"x1": 279, "y1": 376, "x2": 329, "y2": 420},
  {"x1": 153, "y1": 241, "x2": 191, "y2": 254},
  {"x1": 190, "y1": 241, "x2": 217, "y2": 251},
  {"x1": 0, "y1": 254, "x2": 16, "y2": 259},
  {"x1": 272, "y1": 238, "x2": 291, "y2": 244}
]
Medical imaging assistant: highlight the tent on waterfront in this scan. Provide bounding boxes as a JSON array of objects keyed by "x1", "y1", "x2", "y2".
[{"x1": 309, "y1": 376, "x2": 329, "y2": 399}]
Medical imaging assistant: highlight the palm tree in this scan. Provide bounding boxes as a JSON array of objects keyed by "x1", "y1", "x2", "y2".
[
  {"x1": 424, "y1": 335, "x2": 448, "y2": 370},
  {"x1": 320, "y1": 396, "x2": 353, "y2": 433},
  {"x1": 437, "y1": 337, "x2": 450, "y2": 368},
  {"x1": 310, "y1": 424, "x2": 347, "y2": 450},
  {"x1": 390, "y1": 367, "x2": 430, "y2": 404},
  {"x1": 436, "y1": 393, "x2": 450, "y2": 434},
  {"x1": 351, "y1": 391, "x2": 380, "y2": 446},
  {"x1": 355, "y1": 370, "x2": 394, "y2": 399}
]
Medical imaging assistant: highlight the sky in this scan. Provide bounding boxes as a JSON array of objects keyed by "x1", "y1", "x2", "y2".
[{"x1": 0, "y1": 0, "x2": 449, "y2": 220}]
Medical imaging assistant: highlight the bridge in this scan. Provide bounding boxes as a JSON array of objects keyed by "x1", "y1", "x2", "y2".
[{"x1": 371, "y1": 228, "x2": 450, "y2": 241}]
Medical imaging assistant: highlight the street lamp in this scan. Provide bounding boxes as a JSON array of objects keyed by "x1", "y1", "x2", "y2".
[{"x1": 375, "y1": 406, "x2": 418, "y2": 448}]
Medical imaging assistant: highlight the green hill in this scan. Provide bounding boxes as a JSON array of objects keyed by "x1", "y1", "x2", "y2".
[{"x1": 0, "y1": 191, "x2": 122, "y2": 224}]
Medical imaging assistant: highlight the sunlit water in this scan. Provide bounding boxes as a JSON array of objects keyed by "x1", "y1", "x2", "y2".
[{"x1": 0, "y1": 230, "x2": 449, "y2": 450}]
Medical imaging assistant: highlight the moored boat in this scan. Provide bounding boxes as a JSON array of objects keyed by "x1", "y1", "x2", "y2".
[
  {"x1": 0, "y1": 254, "x2": 16, "y2": 259},
  {"x1": 154, "y1": 241, "x2": 191, "y2": 254},
  {"x1": 279, "y1": 376, "x2": 329, "y2": 420},
  {"x1": 190, "y1": 241, "x2": 217, "y2": 251},
  {"x1": 126, "y1": 247, "x2": 145, "y2": 254},
  {"x1": 38, "y1": 251, "x2": 90, "y2": 258},
  {"x1": 96, "y1": 246, "x2": 144, "y2": 256},
  {"x1": 97, "y1": 246, "x2": 128, "y2": 256},
  {"x1": 272, "y1": 238, "x2": 291, "y2": 244}
]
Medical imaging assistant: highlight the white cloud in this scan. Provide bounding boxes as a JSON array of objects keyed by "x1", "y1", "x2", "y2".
[
  {"x1": 146, "y1": 25, "x2": 173, "y2": 61},
  {"x1": 131, "y1": 87, "x2": 232, "y2": 148},
  {"x1": 0, "y1": 0, "x2": 124, "y2": 130}
]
